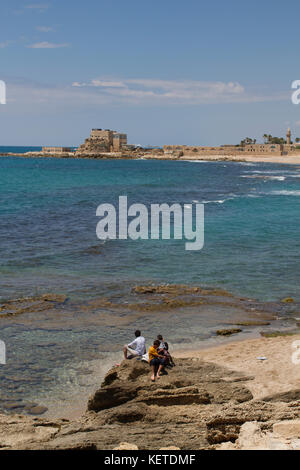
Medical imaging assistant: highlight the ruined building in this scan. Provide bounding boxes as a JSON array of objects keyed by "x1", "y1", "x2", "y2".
[{"x1": 76, "y1": 129, "x2": 127, "y2": 155}]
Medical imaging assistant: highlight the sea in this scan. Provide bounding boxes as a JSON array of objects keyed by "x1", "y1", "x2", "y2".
[{"x1": 0, "y1": 149, "x2": 300, "y2": 417}]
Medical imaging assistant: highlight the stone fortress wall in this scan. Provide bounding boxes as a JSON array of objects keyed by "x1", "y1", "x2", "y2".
[
  {"x1": 76, "y1": 129, "x2": 128, "y2": 155},
  {"x1": 163, "y1": 129, "x2": 300, "y2": 158},
  {"x1": 163, "y1": 144, "x2": 284, "y2": 157}
]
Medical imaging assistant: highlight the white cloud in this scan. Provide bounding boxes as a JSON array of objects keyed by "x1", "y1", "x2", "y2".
[
  {"x1": 25, "y1": 4, "x2": 49, "y2": 10},
  {"x1": 2, "y1": 77, "x2": 288, "y2": 113},
  {"x1": 0, "y1": 40, "x2": 14, "y2": 48},
  {"x1": 13, "y1": 3, "x2": 49, "y2": 14},
  {"x1": 27, "y1": 41, "x2": 70, "y2": 49},
  {"x1": 90, "y1": 80, "x2": 126, "y2": 88},
  {"x1": 36, "y1": 26, "x2": 55, "y2": 32},
  {"x1": 70, "y1": 77, "x2": 286, "y2": 105},
  {"x1": 72, "y1": 82, "x2": 85, "y2": 87}
]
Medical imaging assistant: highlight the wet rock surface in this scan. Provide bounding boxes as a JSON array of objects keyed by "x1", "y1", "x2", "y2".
[
  {"x1": 0, "y1": 357, "x2": 299, "y2": 450},
  {"x1": 0, "y1": 397, "x2": 48, "y2": 417},
  {"x1": 0, "y1": 284, "x2": 299, "y2": 447},
  {"x1": 0, "y1": 294, "x2": 67, "y2": 318},
  {"x1": 216, "y1": 328, "x2": 242, "y2": 336}
]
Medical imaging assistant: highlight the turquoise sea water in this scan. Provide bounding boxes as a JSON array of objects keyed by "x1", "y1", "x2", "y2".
[
  {"x1": 1, "y1": 156, "x2": 300, "y2": 301},
  {"x1": 0, "y1": 155, "x2": 300, "y2": 416},
  {"x1": 0, "y1": 146, "x2": 42, "y2": 154}
]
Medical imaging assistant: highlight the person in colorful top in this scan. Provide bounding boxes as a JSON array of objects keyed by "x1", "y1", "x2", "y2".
[{"x1": 148, "y1": 339, "x2": 166, "y2": 381}]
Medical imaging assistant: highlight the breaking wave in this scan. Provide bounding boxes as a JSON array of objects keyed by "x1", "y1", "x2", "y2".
[{"x1": 268, "y1": 190, "x2": 300, "y2": 196}]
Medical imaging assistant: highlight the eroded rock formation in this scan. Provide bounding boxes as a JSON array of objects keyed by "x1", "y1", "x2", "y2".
[{"x1": 0, "y1": 357, "x2": 299, "y2": 450}]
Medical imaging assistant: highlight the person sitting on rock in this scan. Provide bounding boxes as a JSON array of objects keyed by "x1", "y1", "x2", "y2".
[
  {"x1": 123, "y1": 330, "x2": 146, "y2": 360},
  {"x1": 148, "y1": 339, "x2": 166, "y2": 381},
  {"x1": 157, "y1": 334, "x2": 176, "y2": 367}
]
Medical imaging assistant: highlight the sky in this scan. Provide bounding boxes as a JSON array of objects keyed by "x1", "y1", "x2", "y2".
[{"x1": 1, "y1": 0, "x2": 300, "y2": 146}]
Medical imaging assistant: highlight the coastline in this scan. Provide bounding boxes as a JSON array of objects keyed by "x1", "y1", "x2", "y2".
[
  {"x1": 39, "y1": 333, "x2": 300, "y2": 421},
  {"x1": 48, "y1": 332, "x2": 300, "y2": 421},
  {"x1": 2, "y1": 333, "x2": 300, "y2": 450},
  {"x1": 2, "y1": 152, "x2": 300, "y2": 164},
  {"x1": 174, "y1": 333, "x2": 300, "y2": 401}
]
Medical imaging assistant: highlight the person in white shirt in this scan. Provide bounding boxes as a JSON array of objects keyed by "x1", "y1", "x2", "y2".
[{"x1": 123, "y1": 330, "x2": 146, "y2": 359}]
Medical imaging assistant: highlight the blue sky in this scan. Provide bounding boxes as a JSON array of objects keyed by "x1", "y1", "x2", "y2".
[{"x1": 0, "y1": 0, "x2": 300, "y2": 146}]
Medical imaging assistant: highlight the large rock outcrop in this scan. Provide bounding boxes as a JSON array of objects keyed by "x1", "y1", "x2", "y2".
[{"x1": 0, "y1": 358, "x2": 299, "y2": 450}]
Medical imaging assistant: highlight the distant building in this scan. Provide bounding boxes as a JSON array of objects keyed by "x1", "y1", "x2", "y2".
[
  {"x1": 163, "y1": 129, "x2": 300, "y2": 157},
  {"x1": 76, "y1": 128, "x2": 128, "y2": 155},
  {"x1": 242, "y1": 144, "x2": 282, "y2": 155},
  {"x1": 42, "y1": 146, "x2": 72, "y2": 153},
  {"x1": 112, "y1": 132, "x2": 127, "y2": 151}
]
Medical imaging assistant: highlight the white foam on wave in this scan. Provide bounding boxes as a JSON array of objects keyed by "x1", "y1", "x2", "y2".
[
  {"x1": 202, "y1": 193, "x2": 241, "y2": 204},
  {"x1": 245, "y1": 170, "x2": 291, "y2": 175},
  {"x1": 241, "y1": 175, "x2": 286, "y2": 181},
  {"x1": 236, "y1": 162, "x2": 258, "y2": 166},
  {"x1": 202, "y1": 199, "x2": 225, "y2": 204},
  {"x1": 184, "y1": 160, "x2": 212, "y2": 163},
  {"x1": 269, "y1": 190, "x2": 300, "y2": 196}
]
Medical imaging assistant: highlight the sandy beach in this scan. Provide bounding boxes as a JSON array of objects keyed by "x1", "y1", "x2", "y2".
[
  {"x1": 178, "y1": 154, "x2": 300, "y2": 165},
  {"x1": 175, "y1": 334, "x2": 300, "y2": 400}
]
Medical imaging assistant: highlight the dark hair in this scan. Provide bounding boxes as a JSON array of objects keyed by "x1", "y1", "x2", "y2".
[
  {"x1": 154, "y1": 340, "x2": 160, "y2": 346},
  {"x1": 157, "y1": 335, "x2": 163, "y2": 341},
  {"x1": 135, "y1": 330, "x2": 141, "y2": 337}
]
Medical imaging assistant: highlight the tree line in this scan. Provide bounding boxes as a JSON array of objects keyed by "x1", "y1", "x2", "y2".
[{"x1": 239, "y1": 135, "x2": 300, "y2": 146}]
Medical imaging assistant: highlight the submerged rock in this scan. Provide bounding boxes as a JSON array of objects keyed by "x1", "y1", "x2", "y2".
[
  {"x1": 132, "y1": 284, "x2": 234, "y2": 297},
  {"x1": 234, "y1": 321, "x2": 270, "y2": 326},
  {"x1": 216, "y1": 328, "x2": 242, "y2": 336},
  {"x1": 260, "y1": 330, "x2": 300, "y2": 338},
  {"x1": 26, "y1": 405, "x2": 48, "y2": 416},
  {"x1": 0, "y1": 293, "x2": 67, "y2": 317}
]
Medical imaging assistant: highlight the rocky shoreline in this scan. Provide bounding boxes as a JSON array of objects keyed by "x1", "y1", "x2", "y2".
[
  {"x1": 2, "y1": 152, "x2": 300, "y2": 164},
  {"x1": 0, "y1": 285, "x2": 299, "y2": 422},
  {"x1": 1, "y1": 350, "x2": 300, "y2": 450}
]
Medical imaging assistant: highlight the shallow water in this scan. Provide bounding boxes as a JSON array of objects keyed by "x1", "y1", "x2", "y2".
[{"x1": 0, "y1": 156, "x2": 299, "y2": 416}]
